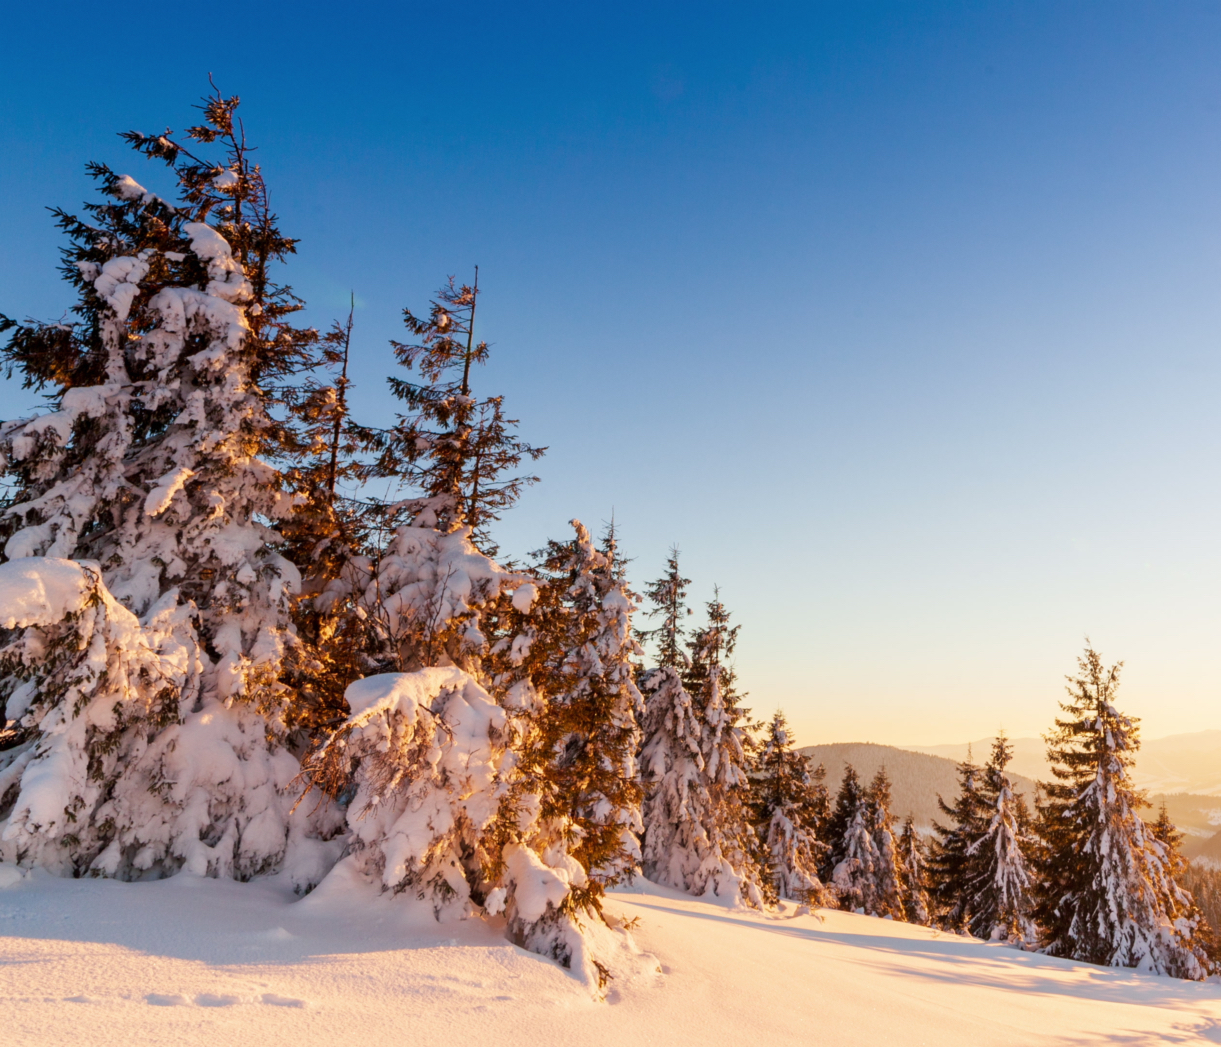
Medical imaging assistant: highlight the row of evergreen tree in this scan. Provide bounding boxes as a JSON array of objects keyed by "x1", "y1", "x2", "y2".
[
  {"x1": 647, "y1": 611, "x2": 1213, "y2": 980},
  {"x1": 0, "y1": 88, "x2": 1209, "y2": 986}
]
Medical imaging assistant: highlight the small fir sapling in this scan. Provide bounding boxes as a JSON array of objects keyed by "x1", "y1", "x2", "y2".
[{"x1": 1034, "y1": 645, "x2": 1210, "y2": 978}]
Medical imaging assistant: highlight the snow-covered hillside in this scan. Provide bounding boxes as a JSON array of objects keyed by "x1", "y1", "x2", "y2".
[{"x1": 3, "y1": 870, "x2": 1220, "y2": 1046}]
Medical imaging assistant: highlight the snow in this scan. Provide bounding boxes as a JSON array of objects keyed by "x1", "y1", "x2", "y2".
[
  {"x1": 1, "y1": 873, "x2": 1220, "y2": 1046},
  {"x1": 0, "y1": 556, "x2": 92, "y2": 629}
]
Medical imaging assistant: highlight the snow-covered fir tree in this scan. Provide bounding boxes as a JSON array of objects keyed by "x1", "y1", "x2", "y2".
[
  {"x1": 637, "y1": 550, "x2": 707, "y2": 889},
  {"x1": 0, "y1": 89, "x2": 336, "y2": 884},
  {"x1": 897, "y1": 816, "x2": 931, "y2": 925},
  {"x1": 678, "y1": 590, "x2": 765, "y2": 906},
  {"x1": 828, "y1": 766, "x2": 903, "y2": 918},
  {"x1": 963, "y1": 734, "x2": 1036, "y2": 944},
  {"x1": 297, "y1": 272, "x2": 652, "y2": 988},
  {"x1": 821, "y1": 763, "x2": 862, "y2": 885},
  {"x1": 279, "y1": 296, "x2": 375, "y2": 736},
  {"x1": 526, "y1": 522, "x2": 644, "y2": 897},
  {"x1": 639, "y1": 663, "x2": 706, "y2": 888},
  {"x1": 751, "y1": 711, "x2": 827, "y2": 905},
  {"x1": 372, "y1": 270, "x2": 544, "y2": 554},
  {"x1": 927, "y1": 749, "x2": 987, "y2": 931},
  {"x1": 1035, "y1": 646, "x2": 1209, "y2": 978},
  {"x1": 865, "y1": 768, "x2": 905, "y2": 918}
]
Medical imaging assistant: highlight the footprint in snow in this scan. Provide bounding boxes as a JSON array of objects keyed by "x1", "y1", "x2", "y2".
[
  {"x1": 261, "y1": 993, "x2": 306, "y2": 1008},
  {"x1": 195, "y1": 993, "x2": 242, "y2": 1007},
  {"x1": 145, "y1": 993, "x2": 190, "y2": 1007}
]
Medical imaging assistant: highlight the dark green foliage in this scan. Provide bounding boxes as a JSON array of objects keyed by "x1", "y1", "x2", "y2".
[
  {"x1": 510, "y1": 521, "x2": 644, "y2": 916},
  {"x1": 637, "y1": 546, "x2": 691, "y2": 670},
  {"x1": 751, "y1": 711, "x2": 828, "y2": 904},
  {"x1": 820, "y1": 763, "x2": 863, "y2": 885},
  {"x1": 368, "y1": 272, "x2": 544, "y2": 552},
  {"x1": 927, "y1": 749, "x2": 987, "y2": 931},
  {"x1": 897, "y1": 816, "x2": 931, "y2": 924}
]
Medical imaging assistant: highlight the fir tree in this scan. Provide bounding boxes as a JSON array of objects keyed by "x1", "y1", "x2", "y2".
[
  {"x1": 527, "y1": 521, "x2": 645, "y2": 901},
  {"x1": 963, "y1": 734, "x2": 1035, "y2": 943},
  {"x1": 897, "y1": 816, "x2": 931, "y2": 925},
  {"x1": 371, "y1": 270, "x2": 544, "y2": 552},
  {"x1": 638, "y1": 663, "x2": 706, "y2": 888},
  {"x1": 637, "y1": 546, "x2": 691, "y2": 670},
  {"x1": 822, "y1": 764, "x2": 864, "y2": 885},
  {"x1": 681, "y1": 590, "x2": 765, "y2": 906},
  {"x1": 828, "y1": 766, "x2": 903, "y2": 917},
  {"x1": 352, "y1": 272, "x2": 545, "y2": 675},
  {"x1": 927, "y1": 749, "x2": 987, "y2": 931},
  {"x1": 1035, "y1": 645, "x2": 1209, "y2": 978},
  {"x1": 0, "y1": 87, "x2": 332, "y2": 882},
  {"x1": 865, "y1": 768, "x2": 905, "y2": 918},
  {"x1": 281, "y1": 296, "x2": 377, "y2": 737},
  {"x1": 752, "y1": 711, "x2": 827, "y2": 905}
]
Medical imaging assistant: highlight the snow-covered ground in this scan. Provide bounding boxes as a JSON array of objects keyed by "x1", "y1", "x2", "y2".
[{"x1": 3, "y1": 868, "x2": 1221, "y2": 1046}]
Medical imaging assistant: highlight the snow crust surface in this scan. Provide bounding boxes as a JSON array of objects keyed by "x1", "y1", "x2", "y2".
[{"x1": 2, "y1": 873, "x2": 1220, "y2": 1046}]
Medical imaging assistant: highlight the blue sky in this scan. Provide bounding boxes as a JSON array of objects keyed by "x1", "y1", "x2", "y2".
[{"x1": 2, "y1": 2, "x2": 1219, "y2": 745}]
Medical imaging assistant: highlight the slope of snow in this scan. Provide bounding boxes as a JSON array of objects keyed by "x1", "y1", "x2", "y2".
[{"x1": 2, "y1": 869, "x2": 1221, "y2": 1045}]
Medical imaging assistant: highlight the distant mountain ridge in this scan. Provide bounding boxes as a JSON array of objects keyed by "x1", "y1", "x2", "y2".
[
  {"x1": 800, "y1": 739, "x2": 1221, "y2": 860},
  {"x1": 908, "y1": 730, "x2": 1221, "y2": 797},
  {"x1": 797, "y1": 742, "x2": 1038, "y2": 833}
]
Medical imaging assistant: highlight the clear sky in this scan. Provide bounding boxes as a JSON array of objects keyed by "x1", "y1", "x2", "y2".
[{"x1": 1, "y1": 2, "x2": 1218, "y2": 747}]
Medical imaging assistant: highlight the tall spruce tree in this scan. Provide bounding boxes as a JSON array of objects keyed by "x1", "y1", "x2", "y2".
[
  {"x1": 927, "y1": 748, "x2": 987, "y2": 931},
  {"x1": 1035, "y1": 646, "x2": 1209, "y2": 978},
  {"x1": 0, "y1": 87, "x2": 334, "y2": 882},
  {"x1": 752, "y1": 711, "x2": 827, "y2": 905},
  {"x1": 351, "y1": 272, "x2": 545, "y2": 675},
  {"x1": 963, "y1": 734, "x2": 1035, "y2": 943}
]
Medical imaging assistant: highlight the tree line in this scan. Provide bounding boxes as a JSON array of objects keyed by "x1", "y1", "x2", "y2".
[
  {"x1": 635, "y1": 552, "x2": 1213, "y2": 980},
  {"x1": 0, "y1": 87, "x2": 1208, "y2": 987}
]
